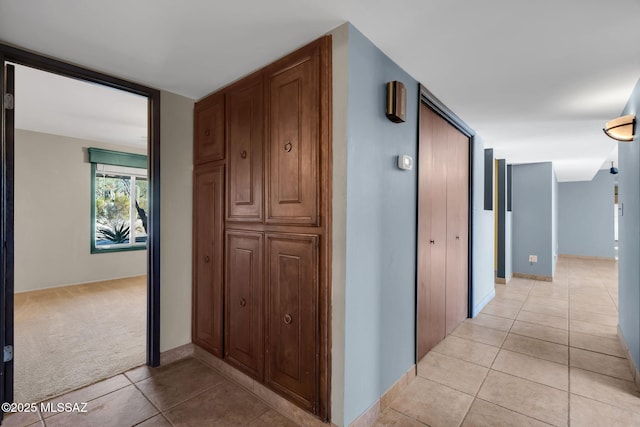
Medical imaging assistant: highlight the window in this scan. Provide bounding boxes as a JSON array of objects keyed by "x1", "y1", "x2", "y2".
[{"x1": 89, "y1": 148, "x2": 148, "y2": 253}]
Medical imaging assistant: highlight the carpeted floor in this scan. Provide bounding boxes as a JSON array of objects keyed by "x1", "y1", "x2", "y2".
[{"x1": 14, "y1": 276, "x2": 146, "y2": 403}]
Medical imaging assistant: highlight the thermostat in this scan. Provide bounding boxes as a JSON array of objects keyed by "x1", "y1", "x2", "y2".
[{"x1": 397, "y1": 155, "x2": 413, "y2": 171}]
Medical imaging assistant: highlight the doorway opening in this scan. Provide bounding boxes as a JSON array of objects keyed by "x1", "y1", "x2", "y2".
[
  {"x1": 1, "y1": 44, "x2": 161, "y2": 409},
  {"x1": 12, "y1": 63, "x2": 149, "y2": 402}
]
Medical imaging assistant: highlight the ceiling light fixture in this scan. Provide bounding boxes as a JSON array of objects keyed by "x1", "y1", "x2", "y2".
[
  {"x1": 610, "y1": 161, "x2": 619, "y2": 175},
  {"x1": 603, "y1": 114, "x2": 636, "y2": 142}
]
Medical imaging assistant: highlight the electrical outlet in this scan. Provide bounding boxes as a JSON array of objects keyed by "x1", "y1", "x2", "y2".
[{"x1": 529, "y1": 255, "x2": 538, "y2": 263}]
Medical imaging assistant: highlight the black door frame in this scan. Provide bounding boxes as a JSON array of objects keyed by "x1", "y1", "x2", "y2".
[
  {"x1": 416, "y1": 84, "x2": 475, "y2": 362},
  {"x1": 0, "y1": 44, "x2": 161, "y2": 378}
]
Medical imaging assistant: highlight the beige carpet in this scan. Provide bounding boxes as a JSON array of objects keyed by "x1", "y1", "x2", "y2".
[{"x1": 14, "y1": 276, "x2": 146, "y2": 403}]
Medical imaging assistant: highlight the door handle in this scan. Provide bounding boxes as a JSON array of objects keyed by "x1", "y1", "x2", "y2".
[
  {"x1": 456, "y1": 235, "x2": 460, "y2": 240},
  {"x1": 429, "y1": 240, "x2": 435, "y2": 244},
  {"x1": 204, "y1": 255, "x2": 210, "y2": 263},
  {"x1": 284, "y1": 314, "x2": 293, "y2": 324},
  {"x1": 239, "y1": 298, "x2": 246, "y2": 307}
]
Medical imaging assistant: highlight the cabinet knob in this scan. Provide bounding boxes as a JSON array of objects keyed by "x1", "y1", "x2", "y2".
[
  {"x1": 430, "y1": 240, "x2": 435, "y2": 244},
  {"x1": 204, "y1": 129, "x2": 210, "y2": 137},
  {"x1": 240, "y1": 150, "x2": 247, "y2": 159},
  {"x1": 204, "y1": 255, "x2": 210, "y2": 263},
  {"x1": 284, "y1": 141, "x2": 293, "y2": 152},
  {"x1": 283, "y1": 314, "x2": 293, "y2": 324},
  {"x1": 456, "y1": 235, "x2": 460, "y2": 240},
  {"x1": 239, "y1": 298, "x2": 246, "y2": 307}
]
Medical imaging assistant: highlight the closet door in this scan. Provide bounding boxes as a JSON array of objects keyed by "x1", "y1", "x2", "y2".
[
  {"x1": 265, "y1": 233, "x2": 318, "y2": 412},
  {"x1": 445, "y1": 134, "x2": 469, "y2": 334},
  {"x1": 225, "y1": 230, "x2": 264, "y2": 380},
  {"x1": 192, "y1": 165, "x2": 224, "y2": 357},
  {"x1": 266, "y1": 47, "x2": 319, "y2": 225},
  {"x1": 227, "y1": 77, "x2": 264, "y2": 222},
  {"x1": 195, "y1": 93, "x2": 225, "y2": 164},
  {"x1": 445, "y1": 131, "x2": 470, "y2": 334}
]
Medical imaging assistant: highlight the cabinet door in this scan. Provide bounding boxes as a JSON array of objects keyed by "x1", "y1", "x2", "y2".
[
  {"x1": 195, "y1": 93, "x2": 225, "y2": 164},
  {"x1": 192, "y1": 165, "x2": 224, "y2": 357},
  {"x1": 225, "y1": 230, "x2": 264, "y2": 380},
  {"x1": 266, "y1": 233, "x2": 318, "y2": 412},
  {"x1": 266, "y1": 49, "x2": 319, "y2": 225},
  {"x1": 227, "y1": 77, "x2": 264, "y2": 222}
]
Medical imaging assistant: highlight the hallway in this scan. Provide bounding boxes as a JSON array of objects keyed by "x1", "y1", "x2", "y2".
[
  {"x1": 3, "y1": 257, "x2": 636, "y2": 426},
  {"x1": 378, "y1": 256, "x2": 638, "y2": 426}
]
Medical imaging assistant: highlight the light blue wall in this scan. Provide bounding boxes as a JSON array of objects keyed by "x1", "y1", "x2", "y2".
[
  {"x1": 512, "y1": 162, "x2": 555, "y2": 278},
  {"x1": 472, "y1": 136, "x2": 496, "y2": 315},
  {"x1": 552, "y1": 168, "x2": 558, "y2": 273},
  {"x1": 505, "y1": 212, "x2": 513, "y2": 280},
  {"x1": 558, "y1": 170, "x2": 615, "y2": 258},
  {"x1": 340, "y1": 24, "x2": 495, "y2": 425},
  {"x1": 619, "y1": 78, "x2": 640, "y2": 368},
  {"x1": 343, "y1": 24, "x2": 418, "y2": 425}
]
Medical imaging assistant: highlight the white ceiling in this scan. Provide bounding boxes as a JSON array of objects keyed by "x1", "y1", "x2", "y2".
[
  {"x1": 12, "y1": 64, "x2": 148, "y2": 149},
  {"x1": 1, "y1": 0, "x2": 639, "y2": 181}
]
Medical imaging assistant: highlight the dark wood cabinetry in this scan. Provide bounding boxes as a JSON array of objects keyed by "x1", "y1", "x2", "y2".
[
  {"x1": 194, "y1": 93, "x2": 225, "y2": 164},
  {"x1": 192, "y1": 36, "x2": 331, "y2": 420},
  {"x1": 417, "y1": 103, "x2": 469, "y2": 360},
  {"x1": 192, "y1": 164, "x2": 224, "y2": 357},
  {"x1": 227, "y1": 77, "x2": 264, "y2": 222},
  {"x1": 266, "y1": 233, "x2": 318, "y2": 411},
  {"x1": 266, "y1": 50, "x2": 319, "y2": 225},
  {"x1": 225, "y1": 230, "x2": 264, "y2": 380}
]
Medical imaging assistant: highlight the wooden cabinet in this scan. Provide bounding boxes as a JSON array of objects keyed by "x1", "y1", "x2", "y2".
[
  {"x1": 192, "y1": 36, "x2": 330, "y2": 420},
  {"x1": 266, "y1": 48, "x2": 319, "y2": 225},
  {"x1": 417, "y1": 103, "x2": 469, "y2": 360},
  {"x1": 225, "y1": 230, "x2": 264, "y2": 380},
  {"x1": 227, "y1": 77, "x2": 264, "y2": 222},
  {"x1": 192, "y1": 164, "x2": 224, "y2": 357},
  {"x1": 266, "y1": 233, "x2": 318, "y2": 412},
  {"x1": 195, "y1": 93, "x2": 225, "y2": 164}
]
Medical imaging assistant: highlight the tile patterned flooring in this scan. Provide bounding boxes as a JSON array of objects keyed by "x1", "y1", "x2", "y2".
[
  {"x1": 378, "y1": 257, "x2": 639, "y2": 427},
  {"x1": 5, "y1": 257, "x2": 637, "y2": 426}
]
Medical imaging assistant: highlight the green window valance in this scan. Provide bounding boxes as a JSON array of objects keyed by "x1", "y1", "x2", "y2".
[{"x1": 88, "y1": 147, "x2": 147, "y2": 169}]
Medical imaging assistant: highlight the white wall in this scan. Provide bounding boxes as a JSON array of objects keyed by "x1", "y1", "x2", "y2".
[
  {"x1": 159, "y1": 90, "x2": 195, "y2": 353},
  {"x1": 14, "y1": 129, "x2": 147, "y2": 292}
]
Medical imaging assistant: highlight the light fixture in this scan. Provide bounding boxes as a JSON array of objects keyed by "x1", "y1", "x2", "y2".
[
  {"x1": 610, "y1": 161, "x2": 619, "y2": 175},
  {"x1": 386, "y1": 81, "x2": 406, "y2": 123},
  {"x1": 603, "y1": 114, "x2": 636, "y2": 142}
]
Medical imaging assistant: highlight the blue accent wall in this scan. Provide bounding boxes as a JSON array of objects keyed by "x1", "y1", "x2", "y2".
[
  {"x1": 558, "y1": 170, "x2": 615, "y2": 258},
  {"x1": 472, "y1": 137, "x2": 496, "y2": 315},
  {"x1": 619, "y1": 78, "x2": 640, "y2": 368},
  {"x1": 340, "y1": 24, "x2": 495, "y2": 424},
  {"x1": 512, "y1": 162, "x2": 555, "y2": 278},
  {"x1": 343, "y1": 24, "x2": 419, "y2": 425},
  {"x1": 552, "y1": 168, "x2": 559, "y2": 272}
]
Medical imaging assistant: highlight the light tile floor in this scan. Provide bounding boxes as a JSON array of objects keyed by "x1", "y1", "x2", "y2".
[
  {"x1": 378, "y1": 256, "x2": 640, "y2": 426},
  {"x1": 5, "y1": 257, "x2": 637, "y2": 426}
]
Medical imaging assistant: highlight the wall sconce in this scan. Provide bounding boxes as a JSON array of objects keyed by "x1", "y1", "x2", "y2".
[
  {"x1": 386, "y1": 81, "x2": 406, "y2": 123},
  {"x1": 610, "y1": 161, "x2": 619, "y2": 175},
  {"x1": 603, "y1": 114, "x2": 636, "y2": 142}
]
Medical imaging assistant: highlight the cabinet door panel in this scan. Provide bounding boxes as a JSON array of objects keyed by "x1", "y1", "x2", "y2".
[
  {"x1": 266, "y1": 233, "x2": 318, "y2": 412},
  {"x1": 227, "y1": 78, "x2": 264, "y2": 222},
  {"x1": 195, "y1": 93, "x2": 225, "y2": 164},
  {"x1": 266, "y1": 53, "x2": 318, "y2": 225},
  {"x1": 192, "y1": 165, "x2": 224, "y2": 357},
  {"x1": 225, "y1": 231, "x2": 264, "y2": 380}
]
